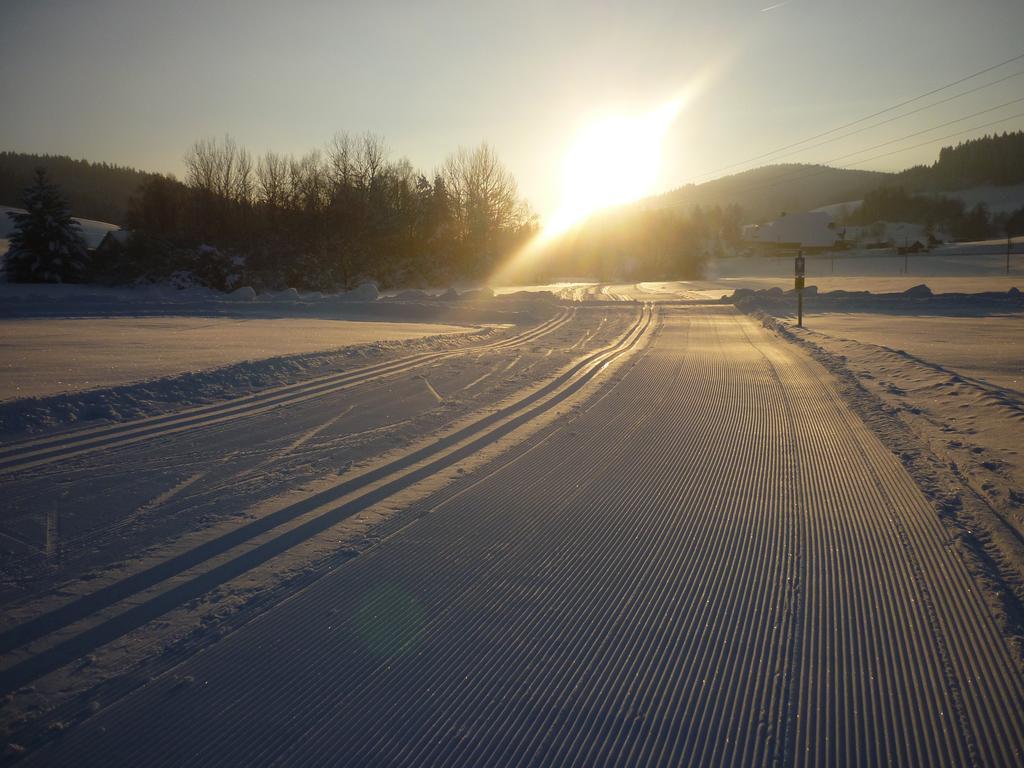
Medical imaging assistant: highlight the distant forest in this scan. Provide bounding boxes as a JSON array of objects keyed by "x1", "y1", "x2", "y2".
[
  {"x1": 11, "y1": 134, "x2": 535, "y2": 290},
  {"x1": 0, "y1": 152, "x2": 156, "y2": 223},
  {"x1": 845, "y1": 132, "x2": 1024, "y2": 237},
  {"x1": 651, "y1": 130, "x2": 1024, "y2": 226},
  {"x1": 898, "y1": 130, "x2": 1024, "y2": 191}
]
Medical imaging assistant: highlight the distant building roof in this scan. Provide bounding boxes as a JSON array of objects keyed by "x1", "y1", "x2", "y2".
[
  {"x1": 742, "y1": 211, "x2": 838, "y2": 248},
  {"x1": 97, "y1": 229, "x2": 131, "y2": 249}
]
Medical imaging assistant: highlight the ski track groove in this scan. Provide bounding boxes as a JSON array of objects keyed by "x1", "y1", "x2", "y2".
[
  {"x1": 0, "y1": 308, "x2": 652, "y2": 687},
  {"x1": 15, "y1": 305, "x2": 1024, "y2": 767},
  {"x1": 0, "y1": 309, "x2": 577, "y2": 475}
]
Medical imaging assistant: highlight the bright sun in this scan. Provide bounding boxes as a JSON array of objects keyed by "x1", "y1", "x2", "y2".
[{"x1": 545, "y1": 97, "x2": 683, "y2": 237}]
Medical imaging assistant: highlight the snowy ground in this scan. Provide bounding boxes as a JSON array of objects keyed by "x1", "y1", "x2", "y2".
[
  {"x1": 800, "y1": 312, "x2": 1024, "y2": 391},
  {"x1": 2, "y1": 271, "x2": 1023, "y2": 763},
  {"x1": 492, "y1": 241, "x2": 1023, "y2": 301},
  {"x1": 731, "y1": 288, "x2": 1024, "y2": 688},
  {"x1": 0, "y1": 281, "x2": 556, "y2": 435},
  {"x1": 3, "y1": 301, "x2": 1021, "y2": 765},
  {"x1": 0, "y1": 317, "x2": 474, "y2": 401},
  {"x1": 704, "y1": 241, "x2": 1023, "y2": 295}
]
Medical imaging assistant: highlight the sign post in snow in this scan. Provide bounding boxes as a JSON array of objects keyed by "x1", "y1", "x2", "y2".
[{"x1": 795, "y1": 250, "x2": 805, "y2": 327}]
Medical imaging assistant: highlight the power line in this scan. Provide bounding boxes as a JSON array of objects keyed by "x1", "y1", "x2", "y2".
[
  {"x1": 644, "y1": 111, "x2": 1024, "y2": 212},
  {"x1": 728, "y1": 69, "x2": 1024, "y2": 169},
  {"x1": 681, "y1": 51, "x2": 1024, "y2": 184},
  {"x1": 746, "y1": 96, "x2": 1024, "y2": 187},
  {"x1": 713, "y1": 112, "x2": 1024, "y2": 202},
  {"x1": 841, "y1": 111, "x2": 1024, "y2": 168}
]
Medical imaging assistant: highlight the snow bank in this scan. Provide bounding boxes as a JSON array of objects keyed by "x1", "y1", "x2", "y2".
[
  {"x1": 347, "y1": 282, "x2": 379, "y2": 301},
  {"x1": 228, "y1": 286, "x2": 257, "y2": 301},
  {"x1": 725, "y1": 284, "x2": 1023, "y2": 317}
]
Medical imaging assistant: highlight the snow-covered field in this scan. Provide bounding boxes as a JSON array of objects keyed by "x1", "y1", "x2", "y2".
[
  {"x1": 491, "y1": 242, "x2": 1023, "y2": 301},
  {"x1": 2, "y1": 268, "x2": 1024, "y2": 762},
  {"x1": 704, "y1": 241, "x2": 1023, "y2": 294},
  {"x1": 4, "y1": 299, "x2": 1022, "y2": 765},
  {"x1": 802, "y1": 312, "x2": 1024, "y2": 391},
  {"x1": 0, "y1": 317, "x2": 474, "y2": 401}
]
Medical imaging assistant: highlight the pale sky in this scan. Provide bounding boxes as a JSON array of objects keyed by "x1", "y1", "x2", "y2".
[{"x1": 2, "y1": 0, "x2": 1023, "y2": 219}]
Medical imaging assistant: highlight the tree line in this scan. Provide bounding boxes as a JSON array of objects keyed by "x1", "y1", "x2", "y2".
[
  {"x1": 100, "y1": 134, "x2": 536, "y2": 290},
  {"x1": 899, "y1": 130, "x2": 1024, "y2": 191},
  {"x1": 845, "y1": 186, "x2": 1024, "y2": 241}
]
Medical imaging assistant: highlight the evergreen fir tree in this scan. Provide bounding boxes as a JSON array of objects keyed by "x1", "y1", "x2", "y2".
[{"x1": 5, "y1": 168, "x2": 89, "y2": 283}]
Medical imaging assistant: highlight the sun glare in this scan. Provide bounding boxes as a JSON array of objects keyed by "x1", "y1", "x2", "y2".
[{"x1": 544, "y1": 97, "x2": 684, "y2": 238}]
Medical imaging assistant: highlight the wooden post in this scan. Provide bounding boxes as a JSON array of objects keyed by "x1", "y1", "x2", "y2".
[
  {"x1": 795, "y1": 249, "x2": 805, "y2": 328},
  {"x1": 1009, "y1": 234, "x2": 1012, "y2": 275},
  {"x1": 45, "y1": 507, "x2": 58, "y2": 558}
]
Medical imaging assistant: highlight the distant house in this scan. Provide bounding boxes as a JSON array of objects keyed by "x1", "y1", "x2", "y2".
[
  {"x1": 741, "y1": 211, "x2": 841, "y2": 252},
  {"x1": 94, "y1": 229, "x2": 131, "y2": 254}
]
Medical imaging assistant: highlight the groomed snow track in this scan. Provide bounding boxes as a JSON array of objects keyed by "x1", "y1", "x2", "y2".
[{"x1": 13, "y1": 305, "x2": 1024, "y2": 766}]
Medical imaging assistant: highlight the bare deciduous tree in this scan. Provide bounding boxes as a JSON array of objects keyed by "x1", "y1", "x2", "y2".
[
  {"x1": 441, "y1": 144, "x2": 529, "y2": 268},
  {"x1": 290, "y1": 150, "x2": 329, "y2": 213},
  {"x1": 184, "y1": 135, "x2": 253, "y2": 204},
  {"x1": 257, "y1": 151, "x2": 293, "y2": 209}
]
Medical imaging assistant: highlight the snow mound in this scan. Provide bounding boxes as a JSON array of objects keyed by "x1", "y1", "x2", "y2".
[
  {"x1": 459, "y1": 287, "x2": 495, "y2": 301},
  {"x1": 391, "y1": 289, "x2": 433, "y2": 301},
  {"x1": 348, "y1": 282, "x2": 379, "y2": 301},
  {"x1": 227, "y1": 286, "x2": 257, "y2": 301},
  {"x1": 726, "y1": 285, "x2": 1023, "y2": 316}
]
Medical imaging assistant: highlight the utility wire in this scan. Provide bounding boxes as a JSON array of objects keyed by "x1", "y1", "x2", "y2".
[
  {"x1": 710, "y1": 112, "x2": 1024, "y2": 203},
  {"x1": 644, "y1": 110, "x2": 1024, "y2": 211},
  {"x1": 682, "y1": 51, "x2": 1024, "y2": 183},
  {"x1": 726, "y1": 69, "x2": 1024, "y2": 169},
  {"x1": 732, "y1": 96, "x2": 1024, "y2": 192},
  {"x1": 841, "y1": 111, "x2": 1024, "y2": 168}
]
